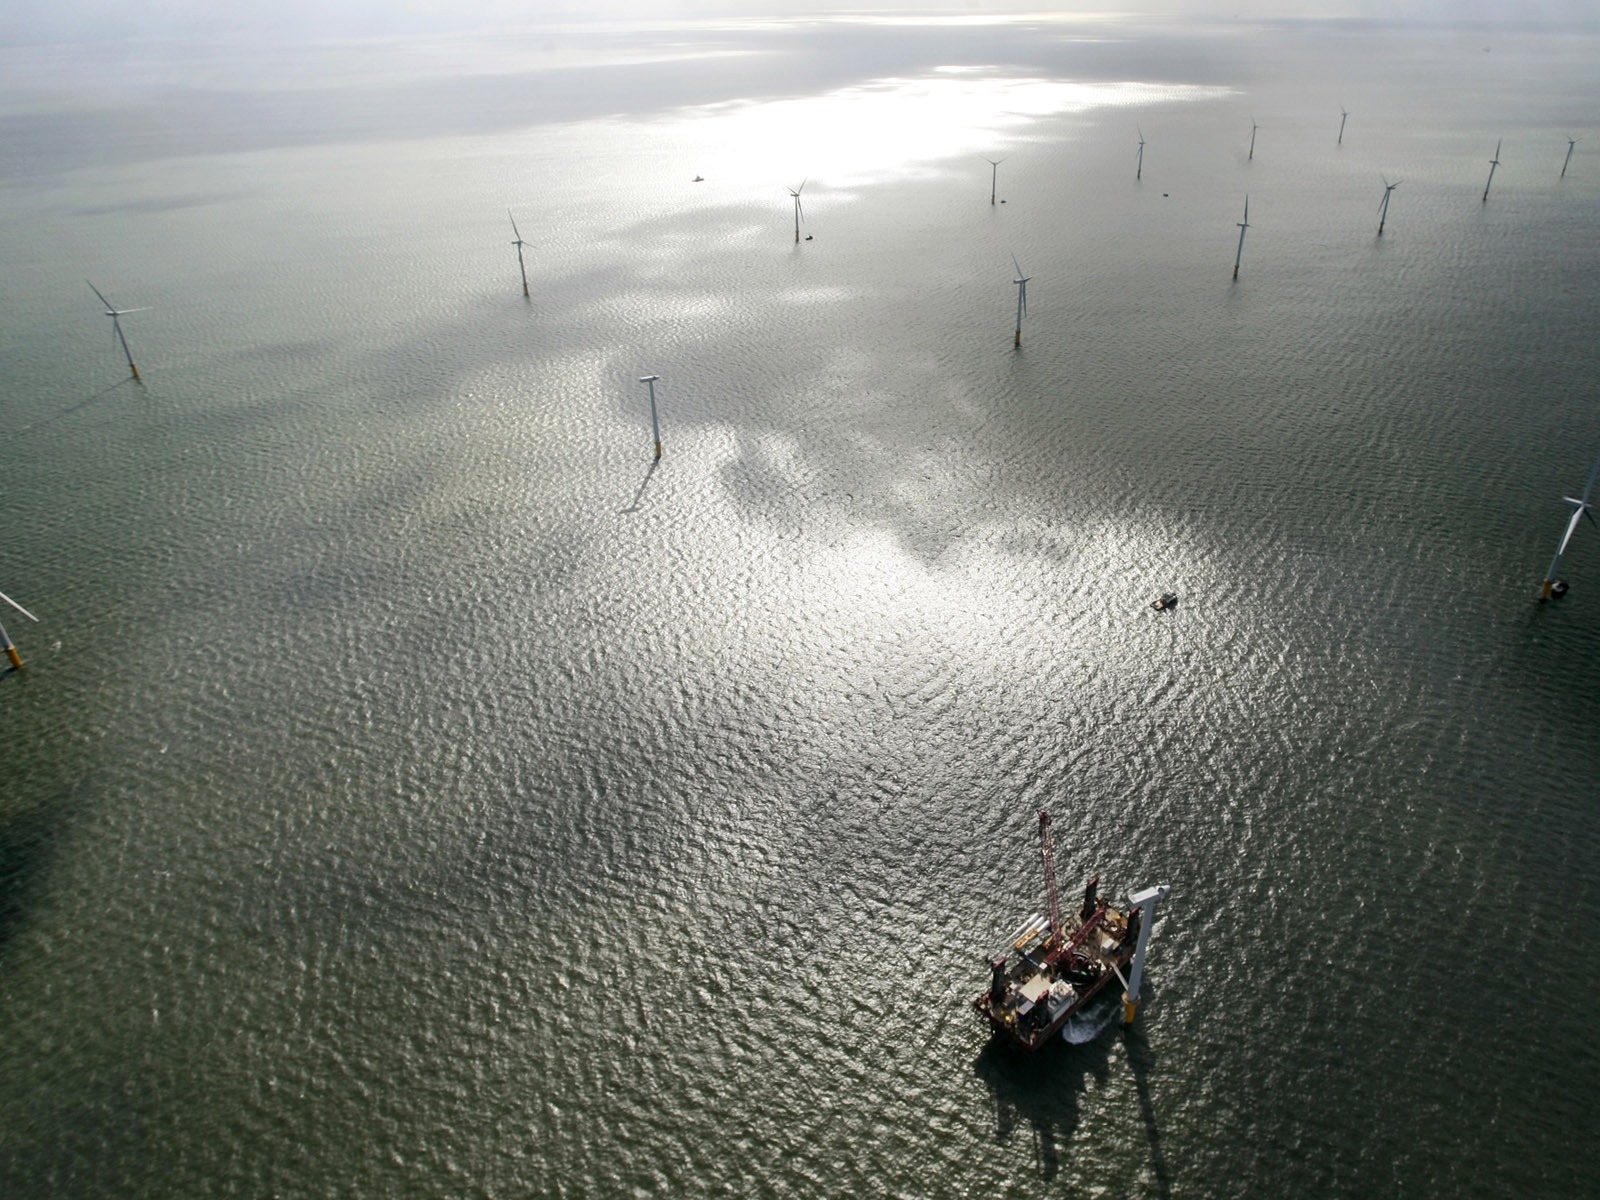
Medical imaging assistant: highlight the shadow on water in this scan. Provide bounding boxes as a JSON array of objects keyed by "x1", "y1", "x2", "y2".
[
  {"x1": 1121, "y1": 1023, "x2": 1174, "y2": 1200},
  {"x1": 1, "y1": 378, "x2": 142, "y2": 446},
  {"x1": 973, "y1": 1022, "x2": 1115, "y2": 1183},
  {"x1": 620, "y1": 457, "x2": 660, "y2": 513},
  {"x1": 0, "y1": 796, "x2": 64, "y2": 957}
]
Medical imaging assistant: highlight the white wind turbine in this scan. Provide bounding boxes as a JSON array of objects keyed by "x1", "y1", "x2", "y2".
[
  {"x1": 509, "y1": 210, "x2": 530, "y2": 297},
  {"x1": 1136, "y1": 128, "x2": 1145, "y2": 180},
  {"x1": 87, "y1": 281, "x2": 148, "y2": 380},
  {"x1": 1377, "y1": 177, "x2": 1401, "y2": 236},
  {"x1": 1561, "y1": 137, "x2": 1577, "y2": 179},
  {"x1": 788, "y1": 179, "x2": 806, "y2": 243},
  {"x1": 1540, "y1": 456, "x2": 1600, "y2": 600},
  {"x1": 1482, "y1": 139, "x2": 1502, "y2": 202},
  {"x1": 1232, "y1": 195, "x2": 1250, "y2": 279},
  {"x1": 1338, "y1": 106, "x2": 1349, "y2": 145},
  {"x1": 1011, "y1": 254, "x2": 1030, "y2": 348},
  {"x1": 985, "y1": 157, "x2": 1005, "y2": 205}
]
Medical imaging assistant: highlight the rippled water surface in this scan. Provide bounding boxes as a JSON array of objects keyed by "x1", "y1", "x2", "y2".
[{"x1": 3, "y1": 13, "x2": 1599, "y2": 1198}]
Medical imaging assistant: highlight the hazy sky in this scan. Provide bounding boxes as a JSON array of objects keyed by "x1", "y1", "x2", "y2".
[{"x1": 5, "y1": 0, "x2": 1595, "y2": 45}]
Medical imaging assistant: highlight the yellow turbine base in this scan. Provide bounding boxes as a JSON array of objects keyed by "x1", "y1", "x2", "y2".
[
  {"x1": 5, "y1": 645, "x2": 22, "y2": 669},
  {"x1": 130, "y1": 362, "x2": 141, "y2": 380},
  {"x1": 654, "y1": 442, "x2": 663, "y2": 460},
  {"x1": 1541, "y1": 579, "x2": 1554, "y2": 600},
  {"x1": 1122, "y1": 992, "x2": 1138, "y2": 1025}
]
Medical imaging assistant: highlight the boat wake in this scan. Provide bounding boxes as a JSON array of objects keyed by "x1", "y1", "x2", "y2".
[{"x1": 1059, "y1": 999, "x2": 1119, "y2": 1045}]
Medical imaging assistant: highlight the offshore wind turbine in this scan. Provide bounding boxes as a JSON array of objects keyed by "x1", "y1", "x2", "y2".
[
  {"x1": 1010, "y1": 254, "x2": 1030, "y2": 348},
  {"x1": 984, "y1": 157, "x2": 1005, "y2": 205},
  {"x1": 1377, "y1": 177, "x2": 1401, "y2": 236},
  {"x1": 788, "y1": 179, "x2": 806, "y2": 243},
  {"x1": 1561, "y1": 137, "x2": 1577, "y2": 178},
  {"x1": 0, "y1": 588, "x2": 39, "y2": 670},
  {"x1": 1232, "y1": 195, "x2": 1250, "y2": 279},
  {"x1": 87, "y1": 281, "x2": 147, "y2": 380},
  {"x1": 1338, "y1": 106, "x2": 1349, "y2": 145},
  {"x1": 508, "y1": 210, "x2": 530, "y2": 297},
  {"x1": 1248, "y1": 117, "x2": 1259, "y2": 161},
  {"x1": 1540, "y1": 456, "x2": 1600, "y2": 600},
  {"x1": 639, "y1": 374, "x2": 663, "y2": 461},
  {"x1": 1136, "y1": 128, "x2": 1145, "y2": 180},
  {"x1": 1482, "y1": 139, "x2": 1502, "y2": 202}
]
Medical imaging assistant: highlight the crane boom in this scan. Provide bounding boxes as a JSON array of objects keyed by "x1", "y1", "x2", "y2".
[{"x1": 1037, "y1": 809, "x2": 1063, "y2": 947}]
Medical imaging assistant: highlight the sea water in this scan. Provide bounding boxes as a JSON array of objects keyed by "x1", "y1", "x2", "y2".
[{"x1": 1, "y1": 13, "x2": 1598, "y2": 1197}]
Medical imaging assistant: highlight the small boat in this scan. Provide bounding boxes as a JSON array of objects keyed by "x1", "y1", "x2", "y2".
[
  {"x1": 692, "y1": 175, "x2": 704, "y2": 182},
  {"x1": 1151, "y1": 592, "x2": 1178, "y2": 611}
]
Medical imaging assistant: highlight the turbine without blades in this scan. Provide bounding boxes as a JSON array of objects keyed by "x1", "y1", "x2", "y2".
[
  {"x1": 1377, "y1": 176, "x2": 1401, "y2": 236},
  {"x1": 1483, "y1": 139, "x2": 1502, "y2": 203},
  {"x1": 1011, "y1": 254, "x2": 1030, "y2": 348},
  {"x1": 509, "y1": 209, "x2": 530, "y2": 297},
  {"x1": 1338, "y1": 105, "x2": 1349, "y2": 145},
  {"x1": 639, "y1": 374, "x2": 663, "y2": 461},
  {"x1": 1136, "y1": 128, "x2": 1145, "y2": 180},
  {"x1": 1540, "y1": 456, "x2": 1600, "y2": 600},
  {"x1": 788, "y1": 179, "x2": 806, "y2": 243},
  {"x1": 985, "y1": 157, "x2": 1005, "y2": 205},
  {"x1": 1232, "y1": 195, "x2": 1250, "y2": 279},
  {"x1": 1562, "y1": 137, "x2": 1577, "y2": 179},
  {"x1": 0, "y1": 587, "x2": 39, "y2": 670},
  {"x1": 87, "y1": 280, "x2": 148, "y2": 380}
]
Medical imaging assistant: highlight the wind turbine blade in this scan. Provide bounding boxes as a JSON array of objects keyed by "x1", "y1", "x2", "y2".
[
  {"x1": 1011, "y1": 253, "x2": 1023, "y2": 277},
  {"x1": 509, "y1": 209, "x2": 523, "y2": 241},
  {"x1": 1557, "y1": 508, "x2": 1585, "y2": 556},
  {"x1": 0, "y1": 590, "x2": 39, "y2": 622},
  {"x1": 1580, "y1": 456, "x2": 1600, "y2": 505},
  {"x1": 86, "y1": 279, "x2": 115, "y2": 310}
]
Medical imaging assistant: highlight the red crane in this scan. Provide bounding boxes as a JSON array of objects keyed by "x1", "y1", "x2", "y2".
[{"x1": 1037, "y1": 809, "x2": 1062, "y2": 947}]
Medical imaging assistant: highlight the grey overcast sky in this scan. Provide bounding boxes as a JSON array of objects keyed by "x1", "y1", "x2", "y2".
[{"x1": 5, "y1": 0, "x2": 1595, "y2": 45}]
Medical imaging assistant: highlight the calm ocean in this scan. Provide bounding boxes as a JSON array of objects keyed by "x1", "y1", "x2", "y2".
[{"x1": 2, "y1": 12, "x2": 1598, "y2": 1197}]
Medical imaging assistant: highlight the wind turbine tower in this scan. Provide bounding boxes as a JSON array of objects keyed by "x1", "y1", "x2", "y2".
[
  {"x1": 509, "y1": 210, "x2": 530, "y2": 297},
  {"x1": 788, "y1": 180, "x2": 806, "y2": 243},
  {"x1": 1232, "y1": 195, "x2": 1250, "y2": 280},
  {"x1": 1248, "y1": 118, "x2": 1259, "y2": 161},
  {"x1": 1011, "y1": 255, "x2": 1030, "y2": 348},
  {"x1": 1338, "y1": 106, "x2": 1349, "y2": 145},
  {"x1": 1136, "y1": 129, "x2": 1145, "y2": 180},
  {"x1": 87, "y1": 281, "x2": 146, "y2": 380},
  {"x1": 985, "y1": 157, "x2": 1005, "y2": 205},
  {"x1": 1562, "y1": 137, "x2": 1577, "y2": 178},
  {"x1": 0, "y1": 589, "x2": 39, "y2": 670},
  {"x1": 639, "y1": 374, "x2": 664, "y2": 461},
  {"x1": 1378, "y1": 177, "x2": 1401, "y2": 236},
  {"x1": 1483, "y1": 139, "x2": 1502, "y2": 202}
]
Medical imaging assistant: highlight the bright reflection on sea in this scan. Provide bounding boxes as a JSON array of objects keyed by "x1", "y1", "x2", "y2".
[{"x1": 673, "y1": 74, "x2": 1230, "y2": 193}]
